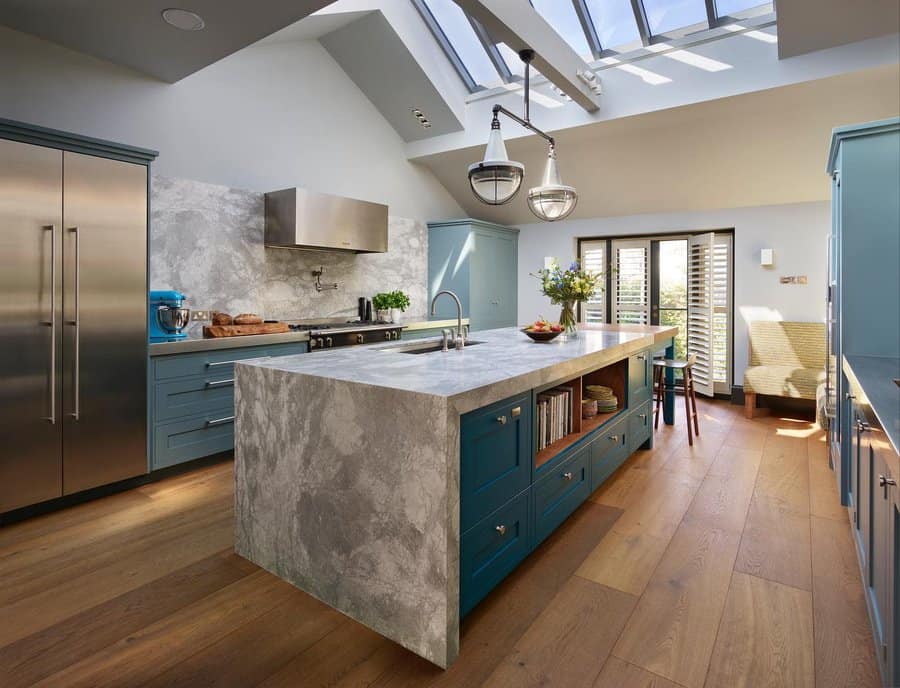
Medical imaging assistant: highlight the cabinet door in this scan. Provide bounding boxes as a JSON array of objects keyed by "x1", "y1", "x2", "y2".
[
  {"x1": 628, "y1": 352, "x2": 652, "y2": 407},
  {"x1": 471, "y1": 230, "x2": 517, "y2": 330},
  {"x1": 460, "y1": 392, "x2": 532, "y2": 532},
  {"x1": 871, "y1": 434, "x2": 896, "y2": 680},
  {"x1": 859, "y1": 417, "x2": 873, "y2": 578}
]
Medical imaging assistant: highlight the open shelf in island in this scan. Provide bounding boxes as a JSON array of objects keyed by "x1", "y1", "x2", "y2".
[{"x1": 533, "y1": 358, "x2": 627, "y2": 470}]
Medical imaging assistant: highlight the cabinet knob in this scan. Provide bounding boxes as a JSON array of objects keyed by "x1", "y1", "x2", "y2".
[
  {"x1": 496, "y1": 415, "x2": 507, "y2": 425},
  {"x1": 879, "y1": 475, "x2": 897, "y2": 488},
  {"x1": 609, "y1": 435, "x2": 619, "y2": 442},
  {"x1": 563, "y1": 471, "x2": 574, "y2": 481},
  {"x1": 495, "y1": 525, "x2": 506, "y2": 536},
  {"x1": 857, "y1": 420, "x2": 871, "y2": 433},
  {"x1": 845, "y1": 393, "x2": 856, "y2": 401},
  {"x1": 637, "y1": 354, "x2": 646, "y2": 361},
  {"x1": 639, "y1": 413, "x2": 647, "y2": 420}
]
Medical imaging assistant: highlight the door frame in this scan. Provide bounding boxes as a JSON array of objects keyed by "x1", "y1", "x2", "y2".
[{"x1": 577, "y1": 228, "x2": 736, "y2": 398}]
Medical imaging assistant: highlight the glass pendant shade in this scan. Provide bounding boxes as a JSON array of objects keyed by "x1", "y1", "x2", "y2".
[
  {"x1": 527, "y1": 146, "x2": 577, "y2": 221},
  {"x1": 468, "y1": 119, "x2": 525, "y2": 205}
]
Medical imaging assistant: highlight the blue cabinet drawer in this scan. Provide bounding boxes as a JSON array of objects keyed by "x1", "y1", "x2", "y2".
[
  {"x1": 629, "y1": 351, "x2": 652, "y2": 407},
  {"x1": 460, "y1": 489, "x2": 530, "y2": 617},
  {"x1": 461, "y1": 392, "x2": 532, "y2": 533},
  {"x1": 591, "y1": 417, "x2": 629, "y2": 490},
  {"x1": 628, "y1": 402, "x2": 652, "y2": 452},
  {"x1": 154, "y1": 346, "x2": 273, "y2": 381},
  {"x1": 152, "y1": 410, "x2": 235, "y2": 470},
  {"x1": 154, "y1": 371, "x2": 235, "y2": 422},
  {"x1": 533, "y1": 445, "x2": 590, "y2": 546},
  {"x1": 266, "y1": 342, "x2": 309, "y2": 358}
]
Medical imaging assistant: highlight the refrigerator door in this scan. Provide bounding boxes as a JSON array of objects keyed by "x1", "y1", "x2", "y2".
[
  {"x1": 0, "y1": 139, "x2": 63, "y2": 512},
  {"x1": 62, "y1": 152, "x2": 148, "y2": 493}
]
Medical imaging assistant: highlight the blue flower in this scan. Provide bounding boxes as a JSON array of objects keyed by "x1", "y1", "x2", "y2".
[{"x1": 569, "y1": 261, "x2": 580, "y2": 272}]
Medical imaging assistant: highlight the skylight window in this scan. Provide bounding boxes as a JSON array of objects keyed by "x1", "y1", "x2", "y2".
[
  {"x1": 530, "y1": 0, "x2": 594, "y2": 59},
  {"x1": 419, "y1": 0, "x2": 501, "y2": 89},
  {"x1": 585, "y1": 0, "x2": 642, "y2": 50},
  {"x1": 642, "y1": 0, "x2": 707, "y2": 35},
  {"x1": 714, "y1": 0, "x2": 768, "y2": 18}
]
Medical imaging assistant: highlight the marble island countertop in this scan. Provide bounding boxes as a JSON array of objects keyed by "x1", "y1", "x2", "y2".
[
  {"x1": 234, "y1": 323, "x2": 676, "y2": 669},
  {"x1": 240, "y1": 324, "x2": 677, "y2": 413}
]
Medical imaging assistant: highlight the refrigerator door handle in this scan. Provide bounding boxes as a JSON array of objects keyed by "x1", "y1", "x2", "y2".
[
  {"x1": 43, "y1": 224, "x2": 57, "y2": 424},
  {"x1": 70, "y1": 226, "x2": 80, "y2": 421}
]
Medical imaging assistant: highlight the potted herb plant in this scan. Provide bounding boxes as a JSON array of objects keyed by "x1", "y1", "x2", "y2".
[
  {"x1": 372, "y1": 290, "x2": 411, "y2": 323},
  {"x1": 532, "y1": 259, "x2": 603, "y2": 338}
]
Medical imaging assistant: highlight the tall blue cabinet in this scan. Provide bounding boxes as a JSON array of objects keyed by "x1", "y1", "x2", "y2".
[
  {"x1": 827, "y1": 118, "x2": 900, "y2": 500},
  {"x1": 826, "y1": 117, "x2": 900, "y2": 687},
  {"x1": 427, "y1": 219, "x2": 518, "y2": 331}
]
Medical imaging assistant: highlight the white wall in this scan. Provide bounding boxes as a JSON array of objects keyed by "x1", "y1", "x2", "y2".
[
  {"x1": 516, "y1": 201, "x2": 830, "y2": 387},
  {"x1": 0, "y1": 25, "x2": 462, "y2": 221}
]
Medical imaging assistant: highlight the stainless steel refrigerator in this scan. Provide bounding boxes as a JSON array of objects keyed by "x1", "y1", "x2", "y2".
[{"x1": 1, "y1": 136, "x2": 150, "y2": 513}]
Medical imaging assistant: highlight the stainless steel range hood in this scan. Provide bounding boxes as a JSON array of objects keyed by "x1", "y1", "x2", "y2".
[{"x1": 264, "y1": 187, "x2": 388, "y2": 253}]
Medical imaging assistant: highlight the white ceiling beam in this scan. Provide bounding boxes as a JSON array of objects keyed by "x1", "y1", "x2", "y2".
[{"x1": 452, "y1": 0, "x2": 601, "y2": 113}]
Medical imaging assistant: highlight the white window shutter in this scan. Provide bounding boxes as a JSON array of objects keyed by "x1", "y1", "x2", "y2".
[
  {"x1": 579, "y1": 240, "x2": 606, "y2": 324},
  {"x1": 612, "y1": 239, "x2": 650, "y2": 325},
  {"x1": 711, "y1": 235, "x2": 732, "y2": 393},
  {"x1": 688, "y1": 232, "x2": 716, "y2": 397}
]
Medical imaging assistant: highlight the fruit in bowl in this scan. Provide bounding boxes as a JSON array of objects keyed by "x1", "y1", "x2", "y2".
[{"x1": 522, "y1": 318, "x2": 564, "y2": 342}]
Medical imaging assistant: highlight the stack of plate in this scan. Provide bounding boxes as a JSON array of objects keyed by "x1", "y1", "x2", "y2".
[{"x1": 585, "y1": 385, "x2": 618, "y2": 412}]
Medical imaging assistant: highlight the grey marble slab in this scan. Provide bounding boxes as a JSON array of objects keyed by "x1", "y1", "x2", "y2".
[
  {"x1": 149, "y1": 329, "x2": 311, "y2": 356},
  {"x1": 234, "y1": 324, "x2": 675, "y2": 669},
  {"x1": 844, "y1": 355, "x2": 900, "y2": 455}
]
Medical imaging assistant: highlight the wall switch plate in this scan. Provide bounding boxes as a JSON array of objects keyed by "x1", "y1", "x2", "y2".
[{"x1": 191, "y1": 310, "x2": 211, "y2": 321}]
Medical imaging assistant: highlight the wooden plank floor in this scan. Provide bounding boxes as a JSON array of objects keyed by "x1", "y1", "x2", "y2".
[{"x1": 0, "y1": 399, "x2": 880, "y2": 687}]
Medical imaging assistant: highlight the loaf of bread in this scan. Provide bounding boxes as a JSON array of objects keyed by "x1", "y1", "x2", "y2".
[
  {"x1": 234, "y1": 313, "x2": 263, "y2": 325},
  {"x1": 211, "y1": 312, "x2": 233, "y2": 326}
]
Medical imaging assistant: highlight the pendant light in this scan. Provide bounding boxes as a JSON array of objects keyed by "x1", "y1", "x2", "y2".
[
  {"x1": 467, "y1": 49, "x2": 578, "y2": 222},
  {"x1": 467, "y1": 114, "x2": 525, "y2": 205},
  {"x1": 527, "y1": 144, "x2": 577, "y2": 221}
]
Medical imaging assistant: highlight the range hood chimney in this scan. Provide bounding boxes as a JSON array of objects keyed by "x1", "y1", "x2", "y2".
[{"x1": 264, "y1": 188, "x2": 388, "y2": 253}]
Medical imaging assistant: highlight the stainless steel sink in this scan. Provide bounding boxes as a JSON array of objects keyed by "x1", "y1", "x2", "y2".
[{"x1": 379, "y1": 340, "x2": 484, "y2": 355}]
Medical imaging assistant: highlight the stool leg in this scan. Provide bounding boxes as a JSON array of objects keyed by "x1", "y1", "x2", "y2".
[
  {"x1": 684, "y1": 371, "x2": 693, "y2": 446},
  {"x1": 688, "y1": 369, "x2": 700, "y2": 436},
  {"x1": 654, "y1": 365, "x2": 663, "y2": 429}
]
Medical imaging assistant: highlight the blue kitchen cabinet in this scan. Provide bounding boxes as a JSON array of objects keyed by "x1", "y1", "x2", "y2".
[
  {"x1": 459, "y1": 345, "x2": 657, "y2": 616},
  {"x1": 827, "y1": 118, "x2": 900, "y2": 503},
  {"x1": 427, "y1": 219, "x2": 518, "y2": 331},
  {"x1": 460, "y1": 392, "x2": 532, "y2": 533},
  {"x1": 628, "y1": 352, "x2": 653, "y2": 407},
  {"x1": 148, "y1": 341, "x2": 308, "y2": 470}
]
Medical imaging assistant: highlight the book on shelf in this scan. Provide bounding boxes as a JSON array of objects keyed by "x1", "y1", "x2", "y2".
[{"x1": 536, "y1": 385, "x2": 575, "y2": 451}]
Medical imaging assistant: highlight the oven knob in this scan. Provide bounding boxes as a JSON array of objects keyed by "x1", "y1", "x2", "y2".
[
  {"x1": 316, "y1": 338, "x2": 325, "y2": 348},
  {"x1": 356, "y1": 334, "x2": 364, "y2": 344},
  {"x1": 325, "y1": 337, "x2": 333, "y2": 347},
  {"x1": 384, "y1": 331, "x2": 392, "y2": 340},
  {"x1": 393, "y1": 330, "x2": 400, "y2": 340}
]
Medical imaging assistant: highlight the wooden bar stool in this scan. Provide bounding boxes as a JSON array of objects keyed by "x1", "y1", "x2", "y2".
[{"x1": 653, "y1": 353, "x2": 700, "y2": 445}]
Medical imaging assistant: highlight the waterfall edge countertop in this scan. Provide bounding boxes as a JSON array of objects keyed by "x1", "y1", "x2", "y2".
[
  {"x1": 233, "y1": 324, "x2": 675, "y2": 669},
  {"x1": 238, "y1": 324, "x2": 676, "y2": 413},
  {"x1": 844, "y1": 354, "x2": 900, "y2": 455}
]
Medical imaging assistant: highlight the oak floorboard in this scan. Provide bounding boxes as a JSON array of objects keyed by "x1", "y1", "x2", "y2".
[
  {"x1": 754, "y1": 434, "x2": 810, "y2": 515},
  {"x1": 29, "y1": 571, "x2": 297, "y2": 688},
  {"x1": 0, "y1": 549, "x2": 256, "y2": 688},
  {"x1": 704, "y1": 572, "x2": 814, "y2": 688},
  {"x1": 682, "y1": 469, "x2": 758, "y2": 537},
  {"x1": 483, "y1": 577, "x2": 636, "y2": 688},
  {"x1": 613, "y1": 521, "x2": 741, "y2": 688},
  {"x1": 734, "y1": 493, "x2": 812, "y2": 591},
  {"x1": 808, "y1": 434, "x2": 848, "y2": 523},
  {"x1": 593, "y1": 656, "x2": 683, "y2": 688},
  {"x1": 810, "y1": 515, "x2": 881, "y2": 688},
  {"x1": 142, "y1": 595, "x2": 346, "y2": 688},
  {"x1": 256, "y1": 619, "x2": 389, "y2": 688},
  {"x1": 368, "y1": 500, "x2": 622, "y2": 688},
  {"x1": 0, "y1": 512, "x2": 234, "y2": 648},
  {"x1": 577, "y1": 471, "x2": 701, "y2": 596}
]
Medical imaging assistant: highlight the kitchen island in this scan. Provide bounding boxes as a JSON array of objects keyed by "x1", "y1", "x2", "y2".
[{"x1": 234, "y1": 324, "x2": 676, "y2": 668}]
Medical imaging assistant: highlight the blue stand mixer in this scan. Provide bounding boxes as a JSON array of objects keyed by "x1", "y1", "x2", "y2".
[{"x1": 149, "y1": 290, "x2": 191, "y2": 341}]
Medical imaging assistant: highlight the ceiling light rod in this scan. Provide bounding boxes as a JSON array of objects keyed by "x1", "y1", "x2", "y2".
[{"x1": 490, "y1": 49, "x2": 554, "y2": 147}]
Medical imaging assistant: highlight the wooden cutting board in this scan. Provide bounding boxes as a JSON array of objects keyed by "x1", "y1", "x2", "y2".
[{"x1": 203, "y1": 323, "x2": 290, "y2": 338}]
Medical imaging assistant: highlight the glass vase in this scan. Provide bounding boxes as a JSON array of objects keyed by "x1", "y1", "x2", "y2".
[{"x1": 559, "y1": 300, "x2": 578, "y2": 339}]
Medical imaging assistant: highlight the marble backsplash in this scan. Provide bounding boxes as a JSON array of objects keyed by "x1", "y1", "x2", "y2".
[{"x1": 149, "y1": 175, "x2": 429, "y2": 325}]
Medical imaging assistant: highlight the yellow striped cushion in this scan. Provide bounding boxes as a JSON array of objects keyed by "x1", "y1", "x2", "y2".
[
  {"x1": 744, "y1": 365, "x2": 826, "y2": 399},
  {"x1": 749, "y1": 321, "x2": 826, "y2": 369}
]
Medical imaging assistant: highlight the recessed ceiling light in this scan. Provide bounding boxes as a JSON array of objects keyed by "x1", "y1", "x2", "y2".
[{"x1": 161, "y1": 8, "x2": 205, "y2": 31}]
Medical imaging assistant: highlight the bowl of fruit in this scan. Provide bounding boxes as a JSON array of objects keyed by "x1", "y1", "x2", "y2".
[{"x1": 522, "y1": 318, "x2": 563, "y2": 342}]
